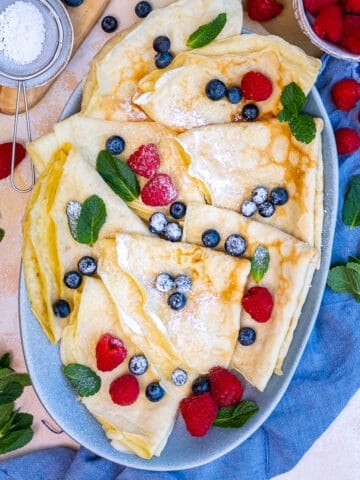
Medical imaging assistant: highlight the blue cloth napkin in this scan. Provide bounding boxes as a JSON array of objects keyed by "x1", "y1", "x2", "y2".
[{"x1": 1, "y1": 55, "x2": 359, "y2": 480}]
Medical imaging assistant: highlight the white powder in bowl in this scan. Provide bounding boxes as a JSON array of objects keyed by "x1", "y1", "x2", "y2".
[{"x1": 0, "y1": 1, "x2": 45, "y2": 65}]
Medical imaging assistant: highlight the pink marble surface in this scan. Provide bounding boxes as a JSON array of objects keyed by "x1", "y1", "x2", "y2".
[{"x1": 0, "y1": 0, "x2": 359, "y2": 475}]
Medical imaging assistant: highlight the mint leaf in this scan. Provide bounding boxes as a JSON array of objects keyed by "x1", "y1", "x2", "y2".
[
  {"x1": 277, "y1": 105, "x2": 298, "y2": 123},
  {"x1": 186, "y1": 13, "x2": 227, "y2": 48},
  {"x1": 0, "y1": 368, "x2": 14, "y2": 379},
  {"x1": 63, "y1": 363, "x2": 101, "y2": 397},
  {"x1": 9, "y1": 412, "x2": 33, "y2": 431},
  {"x1": 0, "y1": 373, "x2": 31, "y2": 390},
  {"x1": 327, "y1": 266, "x2": 353, "y2": 293},
  {"x1": 289, "y1": 114, "x2": 316, "y2": 144},
  {"x1": 0, "y1": 383, "x2": 23, "y2": 405},
  {"x1": 348, "y1": 268, "x2": 360, "y2": 298},
  {"x1": 251, "y1": 245, "x2": 270, "y2": 283},
  {"x1": 0, "y1": 403, "x2": 14, "y2": 429},
  {"x1": 0, "y1": 427, "x2": 34, "y2": 454},
  {"x1": 0, "y1": 228, "x2": 4, "y2": 242},
  {"x1": 342, "y1": 174, "x2": 360, "y2": 230},
  {"x1": 0, "y1": 353, "x2": 11, "y2": 369},
  {"x1": 280, "y1": 82, "x2": 306, "y2": 112},
  {"x1": 214, "y1": 400, "x2": 258, "y2": 428},
  {"x1": 76, "y1": 195, "x2": 106, "y2": 246},
  {"x1": 348, "y1": 256, "x2": 360, "y2": 265},
  {"x1": 96, "y1": 150, "x2": 140, "y2": 202},
  {"x1": 66, "y1": 200, "x2": 82, "y2": 241}
]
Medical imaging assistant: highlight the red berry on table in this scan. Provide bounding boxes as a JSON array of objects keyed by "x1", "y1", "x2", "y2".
[
  {"x1": 331, "y1": 78, "x2": 360, "y2": 111},
  {"x1": 242, "y1": 286, "x2": 274, "y2": 323},
  {"x1": 335, "y1": 128, "x2": 360, "y2": 155},
  {"x1": 240, "y1": 71, "x2": 273, "y2": 102},
  {"x1": 141, "y1": 173, "x2": 177, "y2": 206},
  {"x1": 247, "y1": 0, "x2": 283, "y2": 22},
  {"x1": 180, "y1": 392, "x2": 218, "y2": 437},
  {"x1": 109, "y1": 374, "x2": 140, "y2": 406},
  {"x1": 127, "y1": 143, "x2": 160, "y2": 179},
  {"x1": 209, "y1": 366, "x2": 244, "y2": 407},
  {"x1": 313, "y1": 5, "x2": 344, "y2": 43},
  {"x1": 0, "y1": 142, "x2": 26, "y2": 180},
  {"x1": 303, "y1": 0, "x2": 338, "y2": 15},
  {"x1": 95, "y1": 333, "x2": 127, "y2": 372},
  {"x1": 343, "y1": 0, "x2": 360, "y2": 14}
]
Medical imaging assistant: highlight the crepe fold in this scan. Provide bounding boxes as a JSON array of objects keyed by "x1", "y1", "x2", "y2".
[{"x1": 182, "y1": 203, "x2": 319, "y2": 391}]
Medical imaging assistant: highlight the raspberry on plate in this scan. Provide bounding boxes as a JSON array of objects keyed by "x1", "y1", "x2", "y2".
[
  {"x1": 127, "y1": 143, "x2": 160, "y2": 179},
  {"x1": 96, "y1": 333, "x2": 128, "y2": 372},
  {"x1": 313, "y1": 4, "x2": 344, "y2": 43},
  {"x1": 331, "y1": 78, "x2": 360, "y2": 111},
  {"x1": 335, "y1": 128, "x2": 360, "y2": 155},
  {"x1": 141, "y1": 173, "x2": 178, "y2": 206},
  {"x1": 247, "y1": 0, "x2": 283, "y2": 22},
  {"x1": 242, "y1": 286, "x2": 274, "y2": 323},
  {"x1": 240, "y1": 71, "x2": 273, "y2": 102},
  {"x1": 180, "y1": 392, "x2": 218, "y2": 437},
  {"x1": 109, "y1": 374, "x2": 140, "y2": 406},
  {"x1": 209, "y1": 366, "x2": 244, "y2": 407}
]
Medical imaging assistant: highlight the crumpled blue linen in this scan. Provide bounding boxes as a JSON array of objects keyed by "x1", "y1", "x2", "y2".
[{"x1": 1, "y1": 55, "x2": 359, "y2": 480}]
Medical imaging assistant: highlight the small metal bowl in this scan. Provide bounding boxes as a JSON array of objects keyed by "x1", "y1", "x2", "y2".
[{"x1": 293, "y1": 0, "x2": 360, "y2": 61}]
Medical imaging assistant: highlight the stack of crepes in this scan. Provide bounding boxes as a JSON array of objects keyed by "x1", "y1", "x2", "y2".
[{"x1": 23, "y1": 0, "x2": 323, "y2": 460}]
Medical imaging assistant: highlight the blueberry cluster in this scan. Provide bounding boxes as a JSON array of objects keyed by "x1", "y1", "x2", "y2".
[
  {"x1": 148, "y1": 201, "x2": 186, "y2": 242},
  {"x1": 127, "y1": 354, "x2": 166, "y2": 402},
  {"x1": 153, "y1": 35, "x2": 173, "y2": 69},
  {"x1": 201, "y1": 229, "x2": 247, "y2": 257},
  {"x1": 241, "y1": 186, "x2": 289, "y2": 219},
  {"x1": 155, "y1": 272, "x2": 191, "y2": 310}
]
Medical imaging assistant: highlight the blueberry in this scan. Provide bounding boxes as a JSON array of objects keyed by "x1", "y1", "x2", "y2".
[
  {"x1": 224, "y1": 234, "x2": 247, "y2": 257},
  {"x1": 101, "y1": 15, "x2": 118, "y2": 33},
  {"x1": 226, "y1": 86, "x2": 242, "y2": 104},
  {"x1": 201, "y1": 229, "x2": 220, "y2": 248},
  {"x1": 169, "y1": 201, "x2": 186, "y2": 219},
  {"x1": 192, "y1": 376, "x2": 210, "y2": 395},
  {"x1": 205, "y1": 79, "x2": 227, "y2": 101},
  {"x1": 252, "y1": 186, "x2": 268, "y2": 205},
  {"x1": 164, "y1": 222, "x2": 182, "y2": 242},
  {"x1": 241, "y1": 199, "x2": 257, "y2": 217},
  {"x1": 149, "y1": 212, "x2": 168, "y2": 235},
  {"x1": 155, "y1": 51, "x2": 173, "y2": 69},
  {"x1": 135, "y1": 1, "x2": 152, "y2": 18},
  {"x1": 171, "y1": 368, "x2": 188, "y2": 386},
  {"x1": 258, "y1": 201, "x2": 275, "y2": 218},
  {"x1": 53, "y1": 299, "x2": 70, "y2": 318},
  {"x1": 63, "y1": 0, "x2": 84, "y2": 6},
  {"x1": 174, "y1": 274, "x2": 191, "y2": 294},
  {"x1": 168, "y1": 292, "x2": 186, "y2": 310},
  {"x1": 105, "y1": 135, "x2": 125, "y2": 155},
  {"x1": 128, "y1": 355, "x2": 148, "y2": 375},
  {"x1": 242, "y1": 104, "x2": 259, "y2": 121},
  {"x1": 270, "y1": 187, "x2": 289, "y2": 206},
  {"x1": 153, "y1": 35, "x2": 171, "y2": 53},
  {"x1": 145, "y1": 382, "x2": 165, "y2": 402},
  {"x1": 238, "y1": 327, "x2": 256, "y2": 346},
  {"x1": 155, "y1": 272, "x2": 174, "y2": 293},
  {"x1": 78, "y1": 256, "x2": 97, "y2": 276},
  {"x1": 63, "y1": 270, "x2": 82, "y2": 289}
]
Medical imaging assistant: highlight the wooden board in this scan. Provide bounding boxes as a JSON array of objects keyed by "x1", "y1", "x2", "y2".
[{"x1": 0, "y1": 0, "x2": 110, "y2": 115}]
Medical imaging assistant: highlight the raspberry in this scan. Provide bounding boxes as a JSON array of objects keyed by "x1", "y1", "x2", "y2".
[
  {"x1": 180, "y1": 392, "x2": 218, "y2": 437},
  {"x1": 240, "y1": 71, "x2": 273, "y2": 102},
  {"x1": 0, "y1": 142, "x2": 26, "y2": 179},
  {"x1": 303, "y1": 0, "x2": 338, "y2": 15},
  {"x1": 109, "y1": 374, "x2": 139, "y2": 406},
  {"x1": 141, "y1": 173, "x2": 178, "y2": 206},
  {"x1": 95, "y1": 333, "x2": 127, "y2": 372},
  {"x1": 127, "y1": 143, "x2": 160, "y2": 179},
  {"x1": 242, "y1": 286, "x2": 274, "y2": 323},
  {"x1": 331, "y1": 78, "x2": 360, "y2": 111},
  {"x1": 313, "y1": 5, "x2": 344, "y2": 43},
  {"x1": 343, "y1": 13, "x2": 360, "y2": 36},
  {"x1": 209, "y1": 366, "x2": 244, "y2": 407},
  {"x1": 247, "y1": 0, "x2": 283, "y2": 22},
  {"x1": 343, "y1": 0, "x2": 360, "y2": 14},
  {"x1": 335, "y1": 128, "x2": 360, "y2": 155},
  {"x1": 342, "y1": 33, "x2": 360, "y2": 54}
]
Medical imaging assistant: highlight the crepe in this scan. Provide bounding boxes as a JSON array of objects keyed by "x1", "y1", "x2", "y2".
[
  {"x1": 81, "y1": 0, "x2": 243, "y2": 121},
  {"x1": 134, "y1": 33, "x2": 321, "y2": 131},
  {"x1": 176, "y1": 118, "x2": 324, "y2": 249},
  {"x1": 96, "y1": 234, "x2": 250, "y2": 384},
  {"x1": 182, "y1": 203, "x2": 319, "y2": 391},
  {"x1": 60, "y1": 276, "x2": 179, "y2": 459}
]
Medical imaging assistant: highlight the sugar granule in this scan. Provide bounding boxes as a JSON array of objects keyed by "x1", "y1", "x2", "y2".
[{"x1": 0, "y1": 1, "x2": 45, "y2": 65}]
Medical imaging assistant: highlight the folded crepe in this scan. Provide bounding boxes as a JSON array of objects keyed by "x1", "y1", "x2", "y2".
[
  {"x1": 81, "y1": 0, "x2": 243, "y2": 121},
  {"x1": 182, "y1": 203, "x2": 319, "y2": 391},
  {"x1": 61, "y1": 276, "x2": 179, "y2": 459},
  {"x1": 134, "y1": 34, "x2": 321, "y2": 131},
  {"x1": 176, "y1": 118, "x2": 324, "y2": 249}
]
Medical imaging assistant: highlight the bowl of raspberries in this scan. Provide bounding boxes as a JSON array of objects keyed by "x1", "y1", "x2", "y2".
[{"x1": 293, "y1": 0, "x2": 360, "y2": 61}]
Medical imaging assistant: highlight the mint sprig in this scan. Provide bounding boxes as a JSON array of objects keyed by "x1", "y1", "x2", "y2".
[
  {"x1": 251, "y1": 245, "x2": 270, "y2": 283},
  {"x1": 213, "y1": 400, "x2": 258, "y2": 428},
  {"x1": 63, "y1": 363, "x2": 101, "y2": 397},
  {"x1": 342, "y1": 174, "x2": 360, "y2": 230},
  {"x1": 327, "y1": 257, "x2": 360, "y2": 302},
  {"x1": 277, "y1": 82, "x2": 316, "y2": 144},
  {"x1": 186, "y1": 13, "x2": 227, "y2": 49},
  {"x1": 66, "y1": 195, "x2": 107, "y2": 246},
  {"x1": 0, "y1": 228, "x2": 4, "y2": 242}
]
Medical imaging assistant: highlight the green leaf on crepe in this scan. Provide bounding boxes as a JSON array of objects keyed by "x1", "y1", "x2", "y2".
[
  {"x1": 96, "y1": 150, "x2": 140, "y2": 202},
  {"x1": 186, "y1": 13, "x2": 227, "y2": 48},
  {"x1": 76, "y1": 195, "x2": 107, "y2": 246},
  {"x1": 342, "y1": 174, "x2": 360, "y2": 230},
  {"x1": 63, "y1": 363, "x2": 101, "y2": 397},
  {"x1": 251, "y1": 245, "x2": 270, "y2": 283},
  {"x1": 289, "y1": 114, "x2": 317, "y2": 144},
  {"x1": 0, "y1": 428, "x2": 34, "y2": 454},
  {"x1": 280, "y1": 82, "x2": 307, "y2": 112},
  {"x1": 66, "y1": 200, "x2": 82, "y2": 241},
  {"x1": 327, "y1": 261, "x2": 360, "y2": 302},
  {"x1": 0, "y1": 228, "x2": 4, "y2": 242},
  {"x1": 0, "y1": 353, "x2": 11, "y2": 369},
  {"x1": 213, "y1": 400, "x2": 259, "y2": 428}
]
